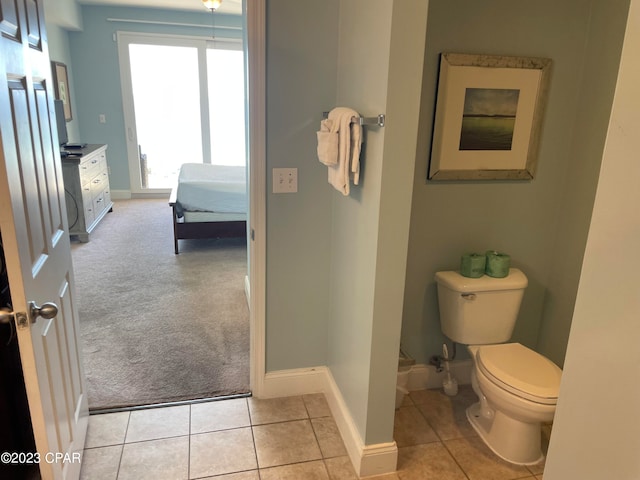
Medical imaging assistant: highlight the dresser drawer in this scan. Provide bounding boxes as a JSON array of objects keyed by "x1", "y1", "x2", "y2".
[
  {"x1": 81, "y1": 185, "x2": 94, "y2": 224},
  {"x1": 81, "y1": 183, "x2": 92, "y2": 204},
  {"x1": 79, "y1": 155, "x2": 102, "y2": 184},
  {"x1": 83, "y1": 200, "x2": 95, "y2": 227},
  {"x1": 90, "y1": 172, "x2": 106, "y2": 198},
  {"x1": 103, "y1": 185, "x2": 111, "y2": 207},
  {"x1": 93, "y1": 190, "x2": 107, "y2": 217}
]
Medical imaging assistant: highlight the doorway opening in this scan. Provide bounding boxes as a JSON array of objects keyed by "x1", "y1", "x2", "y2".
[{"x1": 71, "y1": 31, "x2": 251, "y2": 411}]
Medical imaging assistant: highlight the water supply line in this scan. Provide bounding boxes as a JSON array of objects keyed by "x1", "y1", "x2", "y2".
[
  {"x1": 442, "y1": 343, "x2": 458, "y2": 396},
  {"x1": 429, "y1": 341, "x2": 457, "y2": 372}
]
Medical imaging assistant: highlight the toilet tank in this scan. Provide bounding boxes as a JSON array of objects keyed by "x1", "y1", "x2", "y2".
[{"x1": 435, "y1": 268, "x2": 528, "y2": 345}]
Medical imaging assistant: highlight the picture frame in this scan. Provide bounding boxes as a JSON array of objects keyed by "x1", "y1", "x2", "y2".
[
  {"x1": 428, "y1": 53, "x2": 551, "y2": 181},
  {"x1": 51, "y1": 61, "x2": 72, "y2": 121}
]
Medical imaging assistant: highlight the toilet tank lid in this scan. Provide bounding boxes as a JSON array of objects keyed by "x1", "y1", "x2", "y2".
[{"x1": 435, "y1": 268, "x2": 528, "y2": 293}]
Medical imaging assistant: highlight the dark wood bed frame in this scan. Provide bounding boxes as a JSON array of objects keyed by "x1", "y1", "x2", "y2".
[{"x1": 169, "y1": 187, "x2": 247, "y2": 254}]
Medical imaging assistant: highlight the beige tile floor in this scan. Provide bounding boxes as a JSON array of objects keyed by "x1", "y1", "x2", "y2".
[{"x1": 80, "y1": 386, "x2": 548, "y2": 479}]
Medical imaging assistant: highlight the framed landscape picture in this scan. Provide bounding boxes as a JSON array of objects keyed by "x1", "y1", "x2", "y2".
[
  {"x1": 51, "y1": 61, "x2": 72, "y2": 121},
  {"x1": 428, "y1": 53, "x2": 551, "y2": 180}
]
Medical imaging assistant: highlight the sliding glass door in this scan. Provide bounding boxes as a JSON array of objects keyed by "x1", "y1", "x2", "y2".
[
  {"x1": 207, "y1": 48, "x2": 247, "y2": 167},
  {"x1": 118, "y1": 33, "x2": 245, "y2": 193},
  {"x1": 129, "y1": 43, "x2": 202, "y2": 189}
]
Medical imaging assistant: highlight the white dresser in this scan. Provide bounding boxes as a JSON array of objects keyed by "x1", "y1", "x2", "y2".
[{"x1": 61, "y1": 144, "x2": 113, "y2": 242}]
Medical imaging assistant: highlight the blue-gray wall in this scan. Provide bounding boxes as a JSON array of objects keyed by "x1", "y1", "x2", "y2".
[
  {"x1": 536, "y1": 0, "x2": 630, "y2": 367},
  {"x1": 401, "y1": 0, "x2": 628, "y2": 368},
  {"x1": 264, "y1": 0, "x2": 337, "y2": 371},
  {"x1": 46, "y1": 23, "x2": 81, "y2": 143},
  {"x1": 327, "y1": 0, "x2": 428, "y2": 445},
  {"x1": 44, "y1": 0, "x2": 82, "y2": 143}
]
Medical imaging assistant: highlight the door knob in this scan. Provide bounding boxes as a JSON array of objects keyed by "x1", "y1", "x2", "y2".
[
  {"x1": 0, "y1": 302, "x2": 58, "y2": 328},
  {"x1": 29, "y1": 302, "x2": 58, "y2": 321},
  {"x1": 0, "y1": 307, "x2": 14, "y2": 325}
]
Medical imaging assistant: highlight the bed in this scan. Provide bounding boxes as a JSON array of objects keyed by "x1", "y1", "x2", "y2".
[{"x1": 169, "y1": 163, "x2": 247, "y2": 254}]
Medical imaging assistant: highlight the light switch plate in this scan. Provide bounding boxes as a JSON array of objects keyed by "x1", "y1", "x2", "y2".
[{"x1": 273, "y1": 168, "x2": 298, "y2": 193}]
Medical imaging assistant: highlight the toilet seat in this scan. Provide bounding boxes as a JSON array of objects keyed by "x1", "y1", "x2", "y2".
[{"x1": 476, "y1": 343, "x2": 562, "y2": 405}]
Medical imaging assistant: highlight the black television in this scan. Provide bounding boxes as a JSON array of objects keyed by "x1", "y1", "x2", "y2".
[{"x1": 54, "y1": 99, "x2": 68, "y2": 146}]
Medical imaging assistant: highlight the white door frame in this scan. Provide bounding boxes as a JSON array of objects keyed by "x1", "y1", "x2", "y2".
[{"x1": 246, "y1": 0, "x2": 266, "y2": 396}]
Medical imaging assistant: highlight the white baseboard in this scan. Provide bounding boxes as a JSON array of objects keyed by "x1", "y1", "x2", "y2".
[
  {"x1": 358, "y1": 442, "x2": 398, "y2": 478},
  {"x1": 110, "y1": 190, "x2": 131, "y2": 200},
  {"x1": 323, "y1": 369, "x2": 398, "y2": 477},
  {"x1": 131, "y1": 191, "x2": 170, "y2": 199},
  {"x1": 260, "y1": 367, "x2": 398, "y2": 477},
  {"x1": 260, "y1": 367, "x2": 326, "y2": 399},
  {"x1": 111, "y1": 190, "x2": 174, "y2": 200},
  {"x1": 407, "y1": 360, "x2": 473, "y2": 391}
]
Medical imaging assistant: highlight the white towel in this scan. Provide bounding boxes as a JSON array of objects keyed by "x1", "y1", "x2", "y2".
[
  {"x1": 316, "y1": 119, "x2": 338, "y2": 166},
  {"x1": 326, "y1": 107, "x2": 362, "y2": 195}
]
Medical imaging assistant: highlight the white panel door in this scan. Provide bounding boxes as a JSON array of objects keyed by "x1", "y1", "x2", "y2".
[{"x1": 0, "y1": 1, "x2": 88, "y2": 479}]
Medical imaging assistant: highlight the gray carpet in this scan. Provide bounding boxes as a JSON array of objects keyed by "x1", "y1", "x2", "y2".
[{"x1": 71, "y1": 199, "x2": 250, "y2": 410}]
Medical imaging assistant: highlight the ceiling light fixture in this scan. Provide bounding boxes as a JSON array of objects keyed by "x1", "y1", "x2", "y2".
[
  {"x1": 202, "y1": 0, "x2": 222, "y2": 11},
  {"x1": 202, "y1": 0, "x2": 221, "y2": 39}
]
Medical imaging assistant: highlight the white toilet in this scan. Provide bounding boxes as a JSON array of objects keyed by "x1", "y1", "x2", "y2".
[{"x1": 435, "y1": 268, "x2": 562, "y2": 465}]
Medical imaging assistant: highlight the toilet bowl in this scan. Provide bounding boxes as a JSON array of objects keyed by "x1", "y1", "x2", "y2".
[
  {"x1": 435, "y1": 268, "x2": 563, "y2": 465},
  {"x1": 467, "y1": 343, "x2": 561, "y2": 464}
]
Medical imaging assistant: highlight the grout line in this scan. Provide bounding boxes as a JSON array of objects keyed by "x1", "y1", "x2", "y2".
[
  {"x1": 246, "y1": 396, "x2": 254, "y2": 426},
  {"x1": 406, "y1": 389, "x2": 472, "y2": 480},
  {"x1": 440, "y1": 439, "x2": 472, "y2": 480},
  {"x1": 411, "y1": 395, "x2": 447, "y2": 444},
  {"x1": 246, "y1": 398, "x2": 262, "y2": 477},
  {"x1": 246, "y1": 397, "x2": 310, "y2": 426},
  {"x1": 308, "y1": 417, "x2": 324, "y2": 459},
  {"x1": 190, "y1": 468, "x2": 259, "y2": 480},
  {"x1": 301, "y1": 393, "x2": 312, "y2": 418},
  {"x1": 259, "y1": 459, "x2": 330, "y2": 475},
  {"x1": 190, "y1": 424, "x2": 253, "y2": 436},
  {"x1": 114, "y1": 411, "x2": 131, "y2": 480},
  {"x1": 300, "y1": 394, "x2": 327, "y2": 460},
  {"x1": 120, "y1": 434, "x2": 190, "y2": 446},
  {"x1": 187, "y1": 404, "x2": 191, "y2": 480}
]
